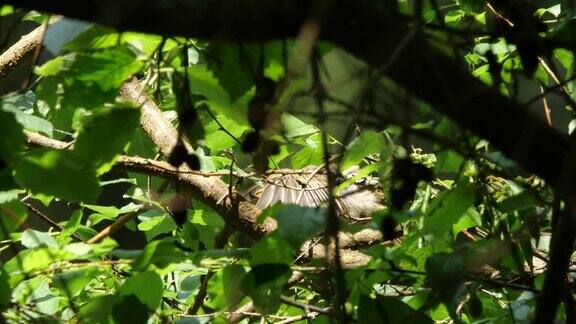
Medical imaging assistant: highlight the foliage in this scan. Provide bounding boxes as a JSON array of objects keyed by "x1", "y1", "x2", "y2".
[{"x1": 0, "y1": 0, "x2": 574, "y2": 323}]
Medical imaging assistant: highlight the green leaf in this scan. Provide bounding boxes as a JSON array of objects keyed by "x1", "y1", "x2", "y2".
[
  {"x1": 208, "y1": 42, "x2": 283, "y2": 100},
  {"x1": 188, "y1": 65, "x2": 231, "y2": 99},
  {"x1": 452, "y1": 208, "x2": 480, "y2": 236},
  {"x1": 435, "y1": 150, "x2": 464, "y2": 173},
  {"x1": 246, "y1": 233, "x2": 293, "y2": 313},
  {"x1": 120, "y1": 271, "x2": 164, "y2": 311},
  {"x1": 459, "y1": 0, "x2": 485, "y2": 13},
  {"x1": 203, "y1": 112, "x2": 249, "y2": 152},
  {"x1": 0, "y1": 190, "x2": 22, "y2": 204},
  {"x1": 547, "y1": 18, "x2": 576, "y2": 52},
  {"x1": 291, "y1": 134, "x2": 324, "y2": 169},
  {"x1": 0, "y1": 110, "x2": 25, "y2": 164},
  {"x1": 57, "y1": 82, "x2": 117, "y2": 129},
  {"x1": 424, "y1": 182, "x2": 475, "y2": 236},
  {"x1": 282, "y1": 114, "x2": 319, "y2": 139},
  {"x1": 274, "y1": 205, "x2": 326, "y2": 249},
  {"x1": 0, "y1": 267, "x2": 10, "y2": 311},
  {"x1": 122, "y1": 32, "x2": 175, "y2": 56},
  {"x1": 35, "y1": 56, "x2": 65, "y2": 76},
  {"x1": 4, "y1": 107, "x2": 54, "y2": 138},
  {"x1": 29, "y1": 280, "x2": 58, "y2": 315},
  {"x1": 21, "y1": 248, "x2": 54, "y2": 273},
  {"x1": 188, "y1": 201, "x2": 225, "y2": 248},
  {"x1": 79, "y1": 294, "x2": 120, "y2": 323},
  {"x1": 358, "y1": 294, "x2": 433, "y2": 323},
  {"x1": 137, "y1": 210, "x2": 176, "y2": 241},
  {"x1": 0, "y1": 200, "x2": 28, "y2": 240},
  {"x1": 186, "y1": 65, "x2": 242, "y2": 122},
  {"x1": 53, "y1": 266, "x2": 101, "y2": 296},
  {"x1": 0, "y1": 5, "x2": 14, "y2": 16},
  {"x1": 535, "y1": 4, "x2": 561, "y2": 18},
  {"x1": 207, "y1": 44, "x2": 255, "y2": 100},
  {"x1": 21, "y1": 229, "x2": 58, "y2": 248},
  {"x1": 251, "y1": 233, "x2": 293, "y2": 266},
  {"x1": 335, "y1": 163, "x2": 379, "y2": 194},
  {"x1": 208, "y1": 264, "x2": 248, "y2": 310},
  {"x1": 426, "y1": 253, "x2": 466, "y2": 318},
  {"x1": 133, "y1": 239, "x2": 188, "y2": 270},
  {"x1": 1, "y1": 92, "x2": 53, "y2": 137},
  {"x1": 81, "y1": 203, "x2": 140, "y2": 218},
  {"x1": 249, "y1": 263, "x2": 291, "y2": 289},
  {"x1": 113, "y1": 294, "x2": 151, "y2": 324},
  {"x1": 14, "y1": 149, "x2": 100, "y2": 202},
  {"x1": 59, "y1": 209, "x2": 82, "y2": 240},
  {"x1": 497, "y1": 191, "x2": 539, "y2": 213},
  {"x1": 63, "y1": 25, "x2": 120, "y2": 51},
  {"x1": 341, "y1": 130, "x2": 385, "y2": 170},
  {"x1": 245, "y1": 267, "x2": 286, "y2": 314},
  {"x1": 554, "y1": 48, "x2": 574, "y2": 71},
  {"x1": 189, "y1": 204, "x2": 225, "y2": 227},
  {"x1": 74, "y1": 104, "x2": 140, "y2": 174},
  {"x1": 222, "y1": 265, "x2": 248, "y2": 307},
  {"x1": 63, "y1": 46, "x2": 144, "y2": 90}
]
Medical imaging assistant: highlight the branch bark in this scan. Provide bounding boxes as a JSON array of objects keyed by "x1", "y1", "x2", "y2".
[{"x1": 0, "y1": 16, "x2": 60, "y2": 79}]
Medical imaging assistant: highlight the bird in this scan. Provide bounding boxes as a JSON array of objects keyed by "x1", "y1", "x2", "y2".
[{"x1": 254, "y1": 164, "x2": 383, "y2": 222}]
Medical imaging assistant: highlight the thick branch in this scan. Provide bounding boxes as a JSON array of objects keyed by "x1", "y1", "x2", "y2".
[
  {"x1": 0, "y1": 15, "x2": 60, "y2": 79},
  {"x1": 0, "y1": 24, "x2": 44, "y2": 79}
]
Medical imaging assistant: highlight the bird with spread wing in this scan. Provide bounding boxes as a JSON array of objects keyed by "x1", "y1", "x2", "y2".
[{"x1": 254, "y1": 164, "x2": 383, "y2": 221}]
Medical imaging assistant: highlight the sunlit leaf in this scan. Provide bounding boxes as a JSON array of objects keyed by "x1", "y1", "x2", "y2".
[
  {"x1": 14, "y1": 150, "x2": 99, "y2": 202},
  {"x1": 120, "y1": 271, "x2": 164, "y2": 310},
  {"x1": 274, "y1": 205, "x2": 326, "y2": 249},
  {"x1": 74, "y1": 104, "x2": 140, "y2": 174},
  {"x1": 424, "y1": 182, "x2": 475, "y2": 236},
  {"x1": 53, "y1": 266, "x2": 101, "y2": 296}
]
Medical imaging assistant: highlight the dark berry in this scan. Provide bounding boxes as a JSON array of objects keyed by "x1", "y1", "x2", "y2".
[
  {"x1": 248, "y1": 97, "x2": 267, "y2": 130},
  {"x1": 241, "y1": 131, "x2": 262, "y2": 153},
  {"x1": 178, "y1": 107, "x2": 197, "y2": 128},
  {"x1": 167, "y1": 142, "x2": 188, "y2": 167},
  {"x1": 257, "y1": 77, "x2": 277, "y2": 103},
  {"x1": 262, "y1": 140, "x2": 280, "y2": 156},
  {"x1": 185, "y1": 153, "x2": 201, "y2": 170}
]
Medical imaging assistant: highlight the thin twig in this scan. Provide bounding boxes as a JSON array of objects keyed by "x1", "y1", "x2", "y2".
[
  {"x1": 22, "y1": 201, "x2": 85, "y2": 242},
  {"x1": 275, "y1": 313, "x2": 319, "y2": 324},
  {"x1": 86, "y1": 211, "x2": 139, "y2": 244},
  {"x1": 280, "y1": 295, "x2": 331, "y2": 315},
  {"x1": 539, "y1": 86, "x2": 553, "y2": 126}
]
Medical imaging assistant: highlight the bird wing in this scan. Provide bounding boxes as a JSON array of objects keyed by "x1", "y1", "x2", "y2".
[
  {"x1": 256, "y1": 168, "x2": 329, "y2": 210},
  {"x1": 255, "y1": 167, "x2": 382, "y2": 220}
]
